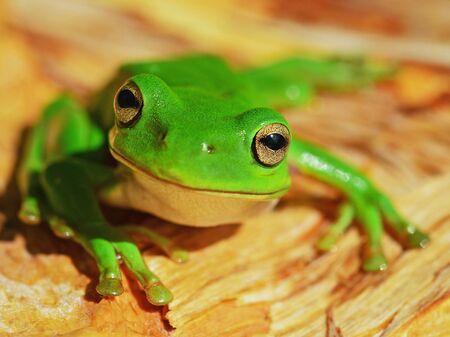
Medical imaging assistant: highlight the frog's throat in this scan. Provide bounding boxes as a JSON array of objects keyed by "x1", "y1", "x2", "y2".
[
  {"x1": 107, "y1": 129, "x2": 284, "y2": 226},
  {"x1": 108, "y1": 129, "x2": 288, "y2": 199}
]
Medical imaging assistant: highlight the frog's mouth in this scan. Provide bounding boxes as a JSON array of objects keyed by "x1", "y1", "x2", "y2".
[{"x1": 108, "y1": 128, "x2": 288, "y2": 200}]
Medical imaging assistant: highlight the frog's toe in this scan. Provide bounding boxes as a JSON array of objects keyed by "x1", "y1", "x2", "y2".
[
  {"x1": 406, "y1": 229, "x2": 430, "y2": 249},
  {"x1": 18, "y1": 198, "x2": 41, "y2": 225},
  {"x1": 170, "y1": 248, "x2": 189, "y2": 263},
  {"x1": 145, "y1": 282, "x2": 173, "y2": 306},
  {"x1": 119, "y1": 225, "x2": 189, "y2": 263},
  {"x1": 111, "y1": 235, "x2": 175, "y2": 305},
  {"x1": 316, "y1": 202, "x2": 354, "y2": 252},
  {"x1": 363, "y1": 253, "x2": 388, "y2": 272},
  {"x1": 96, "y1": 277, "x2": 124, "y2": 297},
  {"x1": 49, "y1": 217, "x2": 75, "y2": 239},
  {"x1": 316, "y1": 234, "x2": 337, "y2": 252}
]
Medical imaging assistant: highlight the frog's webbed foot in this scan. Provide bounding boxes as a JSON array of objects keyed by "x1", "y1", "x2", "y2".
[
  {"x1": 110, "y1": 233, "x2": 174, "y2": 305},
  {"x1": 290, "y1": 139, "x2": 427, "y2": 272},
  {"x1": 317, "y1": 190, "x2": 428, "y2": 272},
  {"x1": 53, "y1": 224, "x2": 174, "y2": 305},
  {"x1": 94, "y1": 226, "x2": 176, "y2": 304},
  {"x1": 120, "y1": 225, "x2": 189, "y2": 264},
  {"x1": 39, "y1": 160, "x2": 174, "y2": 305},
  {"x1": 317, "y1": 200, "x2": 389, "y2": 271}
]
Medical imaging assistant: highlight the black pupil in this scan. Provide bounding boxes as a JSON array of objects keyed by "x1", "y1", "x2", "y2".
[
  {"x1": 117, "y1": 89, "x2": 138, "y2": 109},
  {"x1": 261, "y1": 133, "x2": 287, "y2": 150}
]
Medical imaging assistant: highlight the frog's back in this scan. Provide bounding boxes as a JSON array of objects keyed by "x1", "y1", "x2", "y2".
[
  {"x1": 90, "y1": 54, "x2": 245, "y2": 130},
  {"x1": 121, "y1": 54, "x2": 241, "y2": 94}
]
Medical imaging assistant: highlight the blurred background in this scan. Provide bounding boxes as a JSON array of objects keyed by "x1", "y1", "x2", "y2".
[
  {"x1": 0, "y1": 1, "x2": 449, "y2": 336},
  {"x1": 3, "y1": 0, "x2": 450, "y2": 93}
]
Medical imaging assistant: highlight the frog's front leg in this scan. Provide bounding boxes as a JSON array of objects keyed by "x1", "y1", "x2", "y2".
[
  {"x1": 289, "y1": 138, "x2": 429, "y2": 271},
  {"x1": 40, "y1": 160, "x2": 173, "y2": 305}
]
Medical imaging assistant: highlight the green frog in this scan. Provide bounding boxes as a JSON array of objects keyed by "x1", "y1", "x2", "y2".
[{"x1": 17, "y1": 54, "x2": 429, "y2": 305}]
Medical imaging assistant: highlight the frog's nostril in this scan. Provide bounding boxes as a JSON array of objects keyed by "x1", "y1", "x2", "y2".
[
  {"x1": 201, "y1": 143, "x2": 215, "y2": 154},
  {"x1": 158, "y1": 130, "x2": 168, "y2": 142}
]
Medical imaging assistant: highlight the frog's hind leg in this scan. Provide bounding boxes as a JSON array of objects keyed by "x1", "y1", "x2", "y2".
[
  {"x1": 240, "y1": 56, "x2": 396, "y2": 108},
  {"x1": 17, "y1": 102, "x2": 58, "y2": 224},
  {"x1": 289, "y1": 139, "x2": 429, "y2": 272},
  {"x1": 18, "y1": 95, "x2": 104, "y2": 224},
  {"x1": 40, "y1": 160, "x2": 173, "y2": 305}
]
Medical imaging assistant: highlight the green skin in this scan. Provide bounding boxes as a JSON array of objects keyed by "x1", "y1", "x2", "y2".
[{"x1": 18, "y1": 54, "x2": 429, "y2": 306}]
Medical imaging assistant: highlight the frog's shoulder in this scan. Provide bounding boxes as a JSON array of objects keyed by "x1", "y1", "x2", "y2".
[{"x1": 119, "y1": 54, "x2": 240, "y2": 94}]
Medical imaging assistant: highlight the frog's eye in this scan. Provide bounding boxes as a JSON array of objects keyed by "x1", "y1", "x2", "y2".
[
  {"x1": 114, "y1": 81, "x2": 143, "y2": 127},
  {"x1": 253, "y1": 123, "x2": 290, "y2": 166}
]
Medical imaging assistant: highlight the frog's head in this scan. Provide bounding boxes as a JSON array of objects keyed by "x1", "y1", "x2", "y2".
[{"x1": 108, "y1": 74, "x2": 291, "y2": 225}]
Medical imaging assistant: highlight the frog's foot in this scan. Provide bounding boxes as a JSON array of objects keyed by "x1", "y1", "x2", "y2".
[
  {"x1": 362, "y1": 246, "x2": 388, "y2": 272},
  {"x1": 111, "y1": 237, "x2": 173, "y2": 305},
  {"x1": 18, "y1": 197, "x2": 41, "y2": 225},
  {"x1": 70, "y1": 225, "x2": 172, "y2": 305},
  {"x1": 316, "y1": 202, "x2": 354, "y2": 252},
  {"x1": 120, "y1": 225, "x2": 189, "y2": 264},
  {"x1": 353, "y1": 190, "x2": 430, "y2": 271},
  {"x1": 39, "y1": 160, "x2": 173, "y2": 305},
  {"x1": 317, "y1": 198, "x2": 389, "y2": 272}
]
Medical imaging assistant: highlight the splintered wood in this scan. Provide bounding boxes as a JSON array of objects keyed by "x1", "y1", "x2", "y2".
[{"x1": 0, "y1": 0, "x2": 449, "y2": 336}]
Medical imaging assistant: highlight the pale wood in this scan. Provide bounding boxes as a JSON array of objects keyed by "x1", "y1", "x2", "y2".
[{"x1": 0, "y1": 1, "x2": 449, "y2": 336}]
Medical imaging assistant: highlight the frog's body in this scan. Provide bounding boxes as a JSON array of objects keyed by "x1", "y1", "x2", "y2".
[
  {"x1": 18, "y1": 54, "x2": 428, "y2": 306},
  {"x1": 102, "y1": 57, "x2": 291, "y2": 225}
]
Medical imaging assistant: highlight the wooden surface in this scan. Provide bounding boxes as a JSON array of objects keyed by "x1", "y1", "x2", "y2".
[{"x1": 0, "y1": 1, "x2": 449, "y2": 336}]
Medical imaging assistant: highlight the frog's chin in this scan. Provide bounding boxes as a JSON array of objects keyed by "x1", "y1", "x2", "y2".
[{"x1": 107, "y1": 142, "x2": 285, "y2": 227}]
